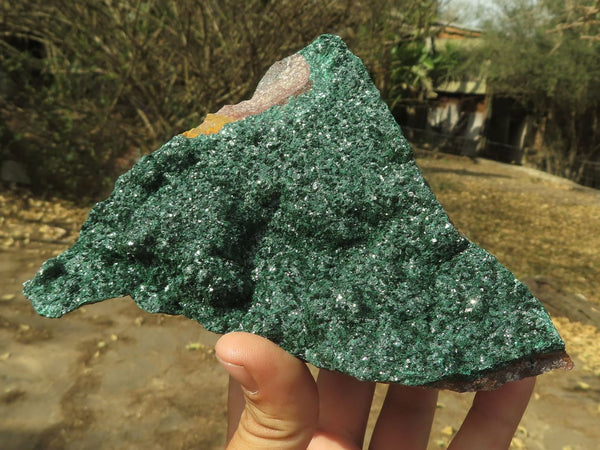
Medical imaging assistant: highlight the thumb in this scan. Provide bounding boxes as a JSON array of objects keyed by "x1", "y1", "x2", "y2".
[{"x1": 216, "y1": 332, "x2": 319, "y2": 450}]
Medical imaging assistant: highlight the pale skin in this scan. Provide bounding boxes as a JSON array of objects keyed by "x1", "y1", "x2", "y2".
[{"x1": 215, "y1": 332, "x2": 536, "y2": 450}]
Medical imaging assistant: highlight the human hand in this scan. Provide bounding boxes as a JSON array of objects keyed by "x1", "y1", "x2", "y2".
[{"x1": 215, "y1": 332, "x2": 535, "y2": 450}]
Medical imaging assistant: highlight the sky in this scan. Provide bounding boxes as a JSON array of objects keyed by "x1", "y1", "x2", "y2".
[{"x1": 440, "y1": 0, "x2": 504, "y2": 28}]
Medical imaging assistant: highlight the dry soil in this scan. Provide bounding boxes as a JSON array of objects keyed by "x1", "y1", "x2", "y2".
[{"x1": 1, "y1": 154, "x2": 599, "y2": 449}]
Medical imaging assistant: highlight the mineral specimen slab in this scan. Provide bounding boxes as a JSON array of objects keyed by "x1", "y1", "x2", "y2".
[{"x1": 23, "y1": 34, "x2": 571, "y2": 391}]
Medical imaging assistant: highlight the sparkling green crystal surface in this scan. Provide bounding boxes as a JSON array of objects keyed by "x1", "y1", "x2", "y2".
[{"x1": 23, "y1": 35, "x2": 567, "y2": 389}]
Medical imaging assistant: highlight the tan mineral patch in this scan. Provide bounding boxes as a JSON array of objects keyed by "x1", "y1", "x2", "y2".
[{"x1": 182, "y1": 113, "x2": 236, "y2": 138}]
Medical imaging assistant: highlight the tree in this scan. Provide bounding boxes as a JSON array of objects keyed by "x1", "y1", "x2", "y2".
[
  {"x1": 1, "y1": 0, "x2": 441, "y2": 199},
  {"x1": 469, "y1": 0, "x2": 600, "y2": 184},
  {"x1": 548, "y1": 0, "x2": 600, "y2": 41}
]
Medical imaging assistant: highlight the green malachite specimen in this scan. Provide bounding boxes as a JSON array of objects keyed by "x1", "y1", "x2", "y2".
[{"x1": 23, "y1": 35, "x2": 571, "y2": 391}]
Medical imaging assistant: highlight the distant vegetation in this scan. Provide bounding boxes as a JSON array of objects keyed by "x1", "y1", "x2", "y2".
[
  {"x1": 1, "y1": 0, "x2": 598, "y2": 199},
  {"x1": 0, "y1": 0, "x2": 438, "y2": 200},
  {"x1": 451, "y1": 0, "x2": 600, "y2": 185}
]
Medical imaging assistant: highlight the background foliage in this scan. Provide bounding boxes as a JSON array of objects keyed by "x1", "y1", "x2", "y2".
[
  {"x1": 1, "y1": 0, "x2": 439, "y2": 200},
  {"x1": 2, "y1": 0, "x2": 598, "y2": 198},
  {"x1": 465, "y1": 0, "x2": 600, "y2": 182}
]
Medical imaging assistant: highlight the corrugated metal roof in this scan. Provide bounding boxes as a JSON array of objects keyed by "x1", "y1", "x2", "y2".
[{"x1": 436, "y1": 79, "x2": 487, "y2": 95}]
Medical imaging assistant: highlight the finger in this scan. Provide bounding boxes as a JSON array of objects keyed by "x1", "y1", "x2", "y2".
[
  {"x1": 216, "y1": 332, "x2": 319, "y2": 450},
  {"x1": 448, "y1": 377, "x2": 536, "y2": 450},
  {"x1": 314, "y1": 369, "x2": 375, "y2": 447},
  {"x1": 226, "y1": 376, "x2": 245, "y2": 444},
  {"x1": 308, "y1": 430, "x2": 362, "y2": 450},
  {"x1": 368, "y1": 385, "x2": 438, "y2": 450}
]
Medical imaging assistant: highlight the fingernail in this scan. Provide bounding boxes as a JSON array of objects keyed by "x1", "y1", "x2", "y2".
[{"x1": 217, "y1": 356, "x2": 259, "y2": 395}]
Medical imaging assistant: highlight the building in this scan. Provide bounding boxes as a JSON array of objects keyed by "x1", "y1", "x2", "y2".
[{"x1": 401, "y1": 22, "x2": 533, "y2": 163}]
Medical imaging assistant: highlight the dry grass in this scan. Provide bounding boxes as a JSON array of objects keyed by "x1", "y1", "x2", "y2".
[
  {"x1": 0, "y1": 189, "x2": 88, "y2": 250},
  {"x1": 417, "y1": 153, "x2": 600, "y2": 378},
  {"x1": 552, "y1": 317, "x2": 600, "y2": 376},
  {"x1": 418, "y1": 154, "x2": 600, "y2": 308}
]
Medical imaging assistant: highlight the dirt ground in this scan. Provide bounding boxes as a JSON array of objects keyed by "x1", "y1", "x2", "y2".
[{"x1": 1, "y1": 154, "x2": 599, "y2": 449}]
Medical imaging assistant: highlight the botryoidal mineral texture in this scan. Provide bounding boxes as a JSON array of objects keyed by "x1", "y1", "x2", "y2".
[{"x1": 23, "y1": 35, "x2": 571, "y2": 391}]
